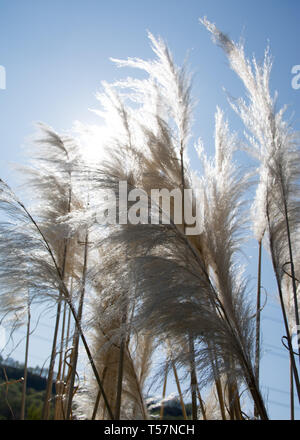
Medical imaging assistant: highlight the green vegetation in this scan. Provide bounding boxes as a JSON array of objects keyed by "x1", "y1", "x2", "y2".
[
  {"x1": 0, "y1": 356, "x2": 54, "y2": 420},
  {"x1": 0, "y1": 356, "x2": 191, "y2": 420}
]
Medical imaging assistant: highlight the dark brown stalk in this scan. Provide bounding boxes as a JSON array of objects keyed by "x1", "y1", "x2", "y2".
[
  {"x1": 125, "y1": 345, "x2": 148, "y2": 419},
  {"x1": 42, "y1": 240, "x2": 68, "y2": 420},
  {"x1": 20, "y1": 300, "x2": 31, "y2": 420},
  {"x1": 62, "y1": 280, "x2": 73, "y2": 397},
  {"x1": 232, "y1": 380, "x2": 243, "y2": 420},
  {"x1": 227, "y1": 326, "x2": 268, "y2": 420},
  {"x1": 66, "y1": 298, "x2": 115, "y2": 419},
  {"x1": 160, "y1": 365, "x2": 168, "y2": 420},
  {"x1": 227, "y1": 377, "x2": 242, "y2": 420},
  {"x1": 41, "y1": 291, "x2": 63, "y2": 419},
  {"x1": 92, "y1": 367, "x2": 108, "y2": 420},
  {"x1": 290, "y1": 353, "x2": 294, "y2": 420},
  {"x1": 42, "y1": 299, "x2": 62, "y2": 419},
  {"x1": 188, "y1": 335, "x2": 198, "y2": 420},
  {"x1": 54, "y1": 300, "x2": 67, "y2": 419},
  {"x1": 62, "y1": 304, "x2": 72, "y2": 405},
  {"x1": 215, "y1": 377, "x2": 226, "y2": 420},
  {"x1": 254, "y1": 238, "x2": 263, "y2": 418},
  {"x1": 227, "y1": 379, "x2": 235, "y2": 420},
  {"x1": 172, "y1": 360, "x2": 187, "y2": 420},
  {"x1": 114, "y1": 309, "x2": 127, "y2": 420},
  {"x1": 243, "y1": 366, "x2": 268, "y2": 420},
  {"x1": 208, "y1": 345, "x2": 226, "y2": 420},
  {"x1": 196, "y1": 386, "x2": 207, "y2": 420},
  {"x1": 65, "y1": 230, "x2": 89, "y2": 419}
]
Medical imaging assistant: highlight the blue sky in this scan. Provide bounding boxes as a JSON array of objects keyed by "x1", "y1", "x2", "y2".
[{"x1": 0, "y1": 0, "x2": 299, "y2": 419}]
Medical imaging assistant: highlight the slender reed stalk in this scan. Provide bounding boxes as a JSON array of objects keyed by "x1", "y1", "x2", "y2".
[
  {"x1": 66, "y1": 296, "x2": 114, "y2": 419},
  {"x1": 215, "y1": 377, "x2": 226, "y2": 420},
  {"x1": 232, "y1": 381, "x2": 243, "y2": 420},
  {"x1": 160, "y1": 365, "x2": 168, "y2": 420},
  {"x1": 201, "y1": 19, "x2": 300, "y2": 407},
  {"x1": 42, "y1": 239, "x2": 68, "y2": 420},
  {"x1": 42, "y1": 290, "x2": 63, "y2": 419},
  {"x1": 171, "y1": 361, "x2": 187, "y2": 420},
  {"x1": 266, "y1": 201, "x2": 300, "y2": 403},
  {"x1": 62, "y1": 281, "x2": 73, "y2": 411},
  {"x1": 188, "y1": 336, "x2": 198, "y2": 420},
  {"x1": 54, "y1": 299, "x2": 67, "y2": 419},
  {"x1": 290, "y1": 353, "x2": 294, "y2": 420},
  {"x1": 60, "y1": 323, "x2": 72, "y2": 418},
  {"x1": 282, "y1": 195, "x2": 300, "y2": 364},
  {"x1": 197, "y1": 386, "x2": 207, "y2": 420},
  {"x1": 114, "y1": 316, "x2": 126, "y2": 420},
  {"x1": 92, "y1": 367, "x2": 108, "y2": 420},
  {"x1": 20, "y1": 298, "x2": 31, "y2": 420},
  {"x1": 254, "y1": 238, "x2": 263, "y2": 417},
  {"x1": 227, "y1": 379, "x2": 235, "y2": 420},
  {"x1": 65, "y1": 230, "x2": 89, "y2": 419}
]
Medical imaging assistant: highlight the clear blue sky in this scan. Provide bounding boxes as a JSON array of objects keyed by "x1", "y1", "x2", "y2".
[{"x1": 0, "y1": 0, "x2": 299, "y2": 419}]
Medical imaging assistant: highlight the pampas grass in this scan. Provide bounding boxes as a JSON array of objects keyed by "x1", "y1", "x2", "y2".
[
  {"x1": 72, "y1": 32, "x2": 268, "y2": 419},
  {"x1": 1, "y1": 19, "x2": 299, "y2": 420},
  {"x1": 201, "y1": 17, "x2": 300, "y2": 405}
]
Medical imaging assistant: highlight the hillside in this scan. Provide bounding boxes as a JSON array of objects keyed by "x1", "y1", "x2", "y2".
[
  {"x1": 0, "y1": 356, "x2": 190, "y2": 420},
  {"x1": 0, "y1": 356, "x2": 54, "y2": 420}
]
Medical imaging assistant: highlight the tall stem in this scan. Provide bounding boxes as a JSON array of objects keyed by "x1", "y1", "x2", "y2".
[
  {"x1": 215, "y1": 377, "x2": 226, "y2": 420},
  {"x1": 227, "y1": 377, "x2": 235, "y2": 420},
  {"x1": 254, "y1": 238, "x2": 263, "y2": 417},
  {"x1": 160, "y1": 365, "x2": 168, "y2": 420},
  {"x1": 114, "y1": 310, "x2": 127, "y2": 420},
  {"x1": 20, "y1": 300, "x2": 31, "y2": 420},
  {"x1": 42, "y1": 291, "x2": 62, "y2": 419},
  {"x1": 42, "y1": 182, "x2": 72, "y2": 420},
  {"x1": 92, "y1": 367, "x2": 107, "y2": 420},
  {"x1": 62, "y1": 305, "x2": 72, "y2": 403},
  {"x1": 54, "y1": 300, "x2": 67, "y2": 419},
  {"x1": 208, "y1": 345, "x2": 226, "y2": 420},
  {"x1": 65, "y1": 230, "x2": 89, "y2": 419},
  {"x1": 67, "y1": 298, "x2": 115, "y2": 419},
  {"x1": 267, "y1": 204, "x2": 300, "y2": 403},
  {"x1": 188, "y1": 336, "x2": 198, "y2": 420},
  {"x1": 282, "y1": 195, "x2": 300, "y2": 365},
  {"x1": 42, "y1": 239, "x2": 68, "y2": 420},
  {"x1": 172, "y1": 361, "x2": 187, "y2": 420},
  {"x1": 290, "y1": 352, "x2": 294, "y2": 420},
  {"x1": 232, "y1": 381, "x2": 243, "y2": 420},
  {"x1": 197, "y1": 386, "x2": 207, "y2": 420}
]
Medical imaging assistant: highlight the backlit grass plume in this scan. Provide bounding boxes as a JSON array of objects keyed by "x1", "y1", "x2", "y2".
[
  {"x1": 2, "y1": 18, "x2": 299, "y2": 420},
  {"x1": 201, "y1": 16, "x2": 300, "y2": 403},
  {"x1": 69, "y1": 32, "x2": 268, "y2": 419}
]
